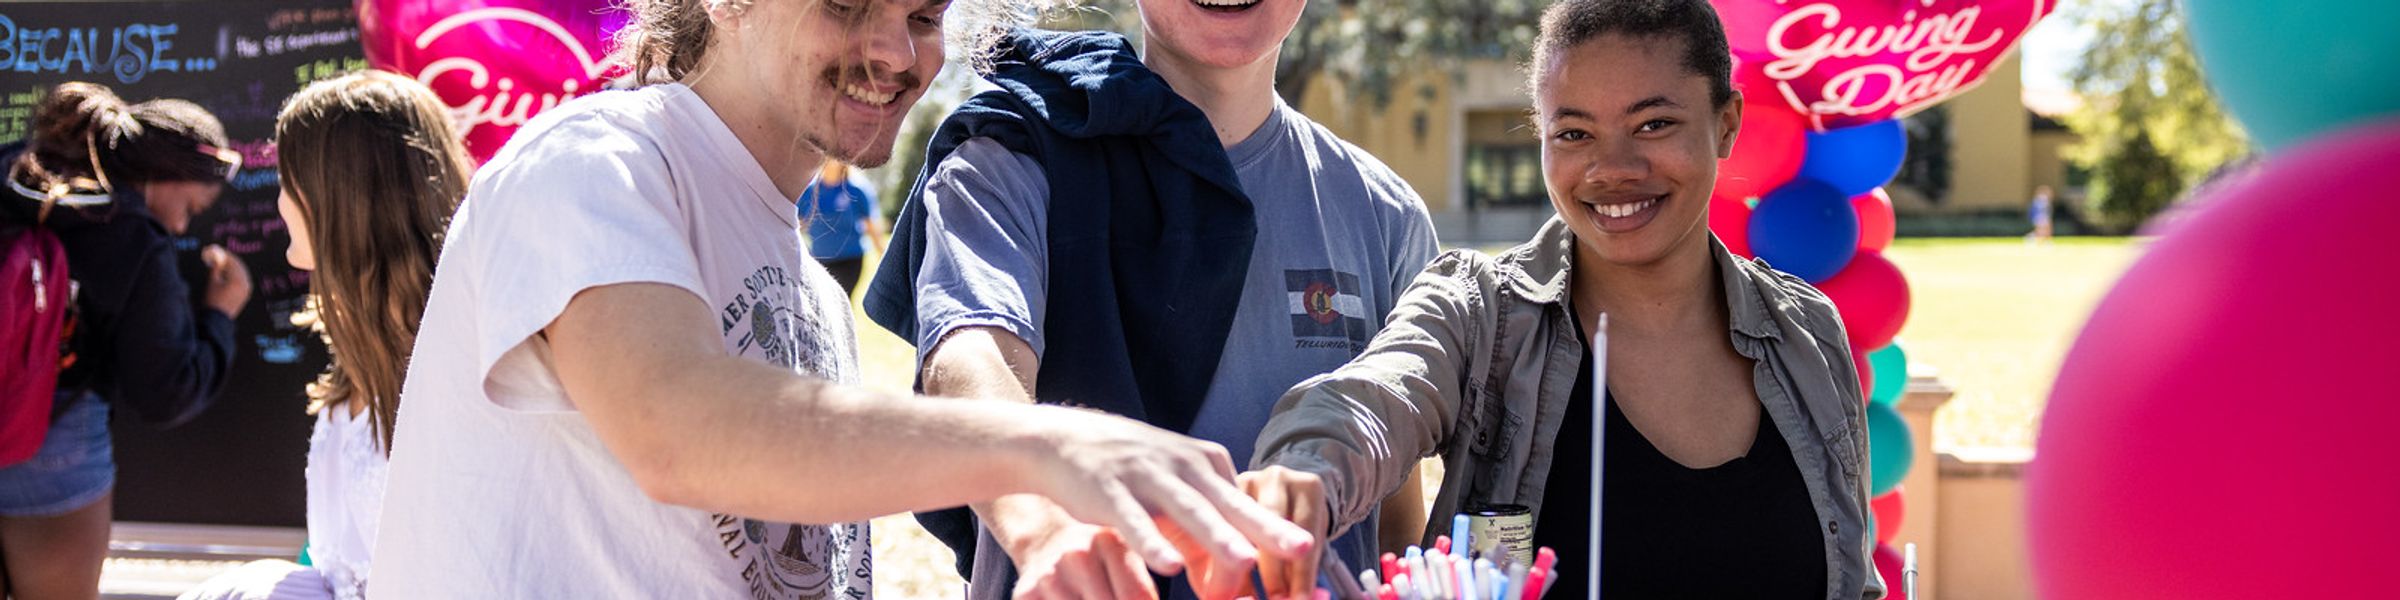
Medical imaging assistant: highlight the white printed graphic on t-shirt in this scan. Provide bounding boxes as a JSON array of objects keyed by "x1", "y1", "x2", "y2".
[
  {"x1": 711, "y1": 512, "x2": 869, "y2": 599},
  {"x1": 716, "y1": 260, "x2": 869, "y2": 599},
  {"x1": 720, "y1": 264, "x2": 849, "y2": 379}
]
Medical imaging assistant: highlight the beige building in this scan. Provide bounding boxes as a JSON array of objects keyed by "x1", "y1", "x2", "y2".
[{"x1": 1296, "y1": 53, "x2": 2078, "y2": 243}]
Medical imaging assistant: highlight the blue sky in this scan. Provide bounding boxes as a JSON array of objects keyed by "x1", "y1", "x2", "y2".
[
  {"x1": 2020, "y1": 0, "x2": 2143, "y2": 92},
  {"x1": 2020, "y1": 9, "x2": 2086, "y2": 92}
]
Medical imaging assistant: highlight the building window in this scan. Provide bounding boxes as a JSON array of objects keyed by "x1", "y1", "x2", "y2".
[
  {"x1": 1463, "y1": 109, "x2": 1544, "y2": 210},
  {"x1": 1894, "y1": 105, "x2": 1953, "y2": 204},
  {"x1": 1465, "y1": 144, "x2": 1545, "y2": 209}
]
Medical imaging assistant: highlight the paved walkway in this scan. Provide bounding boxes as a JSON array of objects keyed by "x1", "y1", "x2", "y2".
[{"x1": 99, "y1": 522, "x2": 303, "y2": 599}]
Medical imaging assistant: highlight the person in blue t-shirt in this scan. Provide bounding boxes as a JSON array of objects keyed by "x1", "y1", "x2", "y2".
[
  {"x1": 865, "y1": 4, "x2": 1440, "y2": 596},
  {"x1": 2027, "y1": 185, "x2": 2054, "y2": 244},
  {"x1": 799, "y1": 160, "x2": 885, "y2": 296}
]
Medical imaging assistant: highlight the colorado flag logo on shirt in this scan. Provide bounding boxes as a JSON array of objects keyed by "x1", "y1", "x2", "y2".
[{"x1": 1286, "y1": 268, "x2": 1370, "y2": 350}]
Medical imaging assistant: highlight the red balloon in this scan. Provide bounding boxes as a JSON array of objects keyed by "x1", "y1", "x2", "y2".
[
  {"x1": 2030, "y1": 119, "x2": 2400, "y2": 599},
  {"x1": 1871, "y1": 487, "x2": 1905, "y2": 543},
  {"x1": 1852, "y1": 187, "x2": 1895, "y2": 251},
  {"x1": 1851, "y1": 349, "x2": 1872, "y2": 405},
  {"x1": 1873, "y1": 543, "x2": 1910, "y2": 600},
  {"x1": 1816, "y1": 250, "x2": 1911, "y2": 352},
  {"x1": 357, "y1": 0, "x2": 630, "y2": 161},
  {"x1": 1708, "y1": 193, "x2": 1755, "y2": 258},
  {"x1": 1715, "y1": 99, "x2": 1807, "y2": 200}
]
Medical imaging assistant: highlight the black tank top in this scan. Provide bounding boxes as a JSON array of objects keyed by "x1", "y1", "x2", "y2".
[{"x1": 1528, "y1": 322, "x2": 1826, "y2": 598}]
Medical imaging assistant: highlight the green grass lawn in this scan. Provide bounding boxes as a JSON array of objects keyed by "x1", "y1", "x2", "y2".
[
  {"x1": 1881, "y1": 237, "x2": 2144, "y2": 451},
  {"x1": 842, "y1": 255, "x2": 972, "y2": 599}
]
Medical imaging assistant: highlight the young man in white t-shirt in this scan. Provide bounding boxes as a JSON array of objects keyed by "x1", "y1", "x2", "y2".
[{"x1": 368, "y1": 1, "x2": 1314, "y2": 596}]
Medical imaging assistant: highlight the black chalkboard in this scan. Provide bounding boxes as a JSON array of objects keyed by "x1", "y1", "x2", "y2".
[{"x1": 1, "y1": 1, "x2": 362, "y2": 527}]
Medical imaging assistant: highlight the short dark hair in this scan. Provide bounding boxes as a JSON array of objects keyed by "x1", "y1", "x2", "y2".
[{"x1": 1530, "y1": 0, "x2": 1736, "y2": 108}]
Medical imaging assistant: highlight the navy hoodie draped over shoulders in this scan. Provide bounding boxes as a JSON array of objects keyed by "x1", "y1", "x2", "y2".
[{"x1": 867, "y1": 28, "x2": 1255, "y2": 430}]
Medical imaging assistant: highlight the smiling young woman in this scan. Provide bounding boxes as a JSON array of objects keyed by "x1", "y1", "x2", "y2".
[{"x1": 1242, "y1": 0, "x2": 1886, "y2": 598}]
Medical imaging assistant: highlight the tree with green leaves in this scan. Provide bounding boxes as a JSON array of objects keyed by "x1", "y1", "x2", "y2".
[{"x1": 2065, "y1": 0, "x2": 2248, "y2": 229}]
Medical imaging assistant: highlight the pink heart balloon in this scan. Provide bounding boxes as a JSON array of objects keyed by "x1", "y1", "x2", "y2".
[
  {"x1": 356, "y1": 0, "x2": 629, "y2": 161},
  {"x1": 1716, "y1": 0, "x2": 2055, "y2": 131}
]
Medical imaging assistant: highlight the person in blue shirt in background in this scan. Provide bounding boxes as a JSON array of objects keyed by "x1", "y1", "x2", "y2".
[{"x1": 801, "y1": 159, "x2": 887, "y2": 297}]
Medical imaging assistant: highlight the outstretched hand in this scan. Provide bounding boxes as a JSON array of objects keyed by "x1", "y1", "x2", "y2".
[
  {"x1": 1236, "y1": 466, "x2": 1331, "y2": 600},
  {"x1": 1022, "y1": 409, "x2": 1317, "y2": 595}
]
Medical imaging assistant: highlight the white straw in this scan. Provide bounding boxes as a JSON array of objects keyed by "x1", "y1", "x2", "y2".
[
  {"x1": 1904, "y1": 542, "x2": 1918, "y2": 600},
  {"x1": 1589, "y1": 313, "x2": 1607, "y2": 600}
]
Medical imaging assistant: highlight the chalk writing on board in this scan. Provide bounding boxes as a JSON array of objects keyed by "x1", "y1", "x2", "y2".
[
  {"x1": 256, "y1": 268, "x2": 310, "y2": 298},
  {"x1": 295, "y1": 56, "x2": 369, "y2": 85},
  {"x1": 232, "y1": 28, "x2": 356, "y2": 60},
  {"x1": 229, "y1": 168, "x2": 279, "y2": 192},
  {"x1": 227, "y1": 138, "x2": 278, "y2": 170},
  {"x1": 191, "y1": 80, "x2": 280, "y2": 124},
  {"x1": 0, "y1": 84, "x2": 40, "y2": 141},
  {"x1": 0, "y1": 15, "x2": 218, "y2": 84},
  {"x1": 266, "y1": 7, "x2": 353, "y2": 32},
  {"x1": 256, "y1": 333, "x2": 305, "y2": 364},
  {"x1": 255, "y1": 293, "x2": 312, "y2": 364}
]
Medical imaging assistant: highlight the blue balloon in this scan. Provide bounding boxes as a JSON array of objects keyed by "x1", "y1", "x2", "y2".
[
  {"x1": 2187, "y1": 0, "x2": 2400, "y2": 151},
  {"x1": 1747, "y1": 179, "x2": 1858, "y2": 283},
  {"x1": 1797, "y1": 119, "x2": 1907, "y2": 196}
]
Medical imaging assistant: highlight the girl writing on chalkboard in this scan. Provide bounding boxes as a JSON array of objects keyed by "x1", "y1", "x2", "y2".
[
  {"x1": 179, "y1": 70, "x2": 469, "y2": 600},
  {"x1": 0, "y1": 81, "x2": 250, "y2": 599}
]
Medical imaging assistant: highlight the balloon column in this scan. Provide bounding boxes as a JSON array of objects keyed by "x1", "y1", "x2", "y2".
[
  {"x1": 1705, "y1": 0, "x2": 2056, "y2": 569},
  {"x1": 2030, "y1": 2, "x2": 2400, "y2": 598},
  {"x1": 357, "y1": 0, "x2": 630, "y2": 161}
]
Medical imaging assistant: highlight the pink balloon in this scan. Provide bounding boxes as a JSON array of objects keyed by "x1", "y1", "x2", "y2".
[
  {"x1": 2030, "y1": 119, "x2": 2400, "y2": 599},
  {"x1": 1708, "y1": 193, "x2": 1755, "y2": 258},
  {"x1": 1873, "y1": 543, "x2": 1910, "y2": 600},
  {"x1": 1714, "y1": 0, "x2": 2057, "y2": 131},
  {"x1": 1816, "y1": 250, "x2": 1910, "y2": 352},
  {"x1": 1872, "y1": 487, "x2": 1905, "y2": 543},
  {"x1": 1716, "y1": 98, "x2": 1808, "y2": 200},
  {"x1": 357, "y1": 0, "x2": 629, "y2": 161},
  {"x1": 1852, "y1": 187, "x2": 1895, "y2": 251}
]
